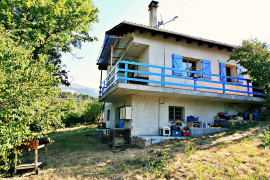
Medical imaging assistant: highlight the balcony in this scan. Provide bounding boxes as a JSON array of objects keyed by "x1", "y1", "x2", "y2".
[{"x1": 99, "y1": 60, "x2": 264, "y2": 103}]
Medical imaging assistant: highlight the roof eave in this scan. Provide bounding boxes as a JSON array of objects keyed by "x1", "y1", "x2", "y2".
[{"x1": 106, "y1": 21, "x2": 235, "y2": 50}]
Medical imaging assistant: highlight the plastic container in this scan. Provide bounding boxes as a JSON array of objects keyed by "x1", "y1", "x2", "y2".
[
  {"x1": 172, "y1": 130, "x2": 181, "y2": 137},
  {"x1": 243, "y1": 112, "x2": 249, "y2": 120},
  {"x1": 118, "y1": 119, "x2": 125, "y2": 128},
  {"x1": 183, "y1": 132, "x2": 190, "y2": 137},
  {"x1": 187, "y1": 116, "x2": 199, "y2": 121},
  {"x1": 252, "y1": 112, "x2": 260, "y2": 120}
]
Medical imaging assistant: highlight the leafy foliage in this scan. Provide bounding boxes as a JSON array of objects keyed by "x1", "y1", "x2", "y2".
[
  {"x1": 0, "y1": 26, "x2": 62, "y2": 170},
  {"x1": 57, "y1": 93, "x2": 103, "y2": 127},
  {"x1": 0, "y1": 0, "x2": 99, "y2": 85},
  {"x1": 84, "y1": 100, "x2": 103, "y2": 123},
  {"x1": 262, "y1": 127, "x2": 270, "y2": 147},
  {"x1": 229, "y1": 39, "x2": 270, "y2": 99}
]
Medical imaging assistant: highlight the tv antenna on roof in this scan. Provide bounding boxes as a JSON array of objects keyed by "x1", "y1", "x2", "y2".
[{"x1": 155, "y1": 14, "x2": 178, "y2": 29}]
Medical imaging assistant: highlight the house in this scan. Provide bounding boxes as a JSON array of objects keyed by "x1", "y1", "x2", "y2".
[{"x1": 96, "y1": 1, "x2": 264, "y2": 139}]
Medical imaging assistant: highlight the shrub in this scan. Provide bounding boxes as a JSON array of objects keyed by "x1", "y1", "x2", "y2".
[
  {"x1": 144, "y1": 151, "x2": 175, "y2": 178},
  {"x1": 184, "y1": 142, "x2": 197, "y2": 157},
  {"x1": 262, "y1": 128, "x2": 270, "y2": 147}
]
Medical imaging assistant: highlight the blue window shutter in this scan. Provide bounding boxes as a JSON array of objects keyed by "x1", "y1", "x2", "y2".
[
  {"x1": 237, "y1": 65, "x2": 243, "y2": 84},
  {"x1": 172, "y1": 54, "x2": 183, "y2": 76},
  {"x1": 219, "y1": 62, "x2": 226, "y2": 81},
  {"x1": 201, "y1": 59, "x2": 211, "y2": 79}
]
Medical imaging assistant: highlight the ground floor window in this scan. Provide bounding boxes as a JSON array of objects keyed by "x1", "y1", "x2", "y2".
[{"x1": 169, "y1": 106, "x2": 184, "y2": 122}]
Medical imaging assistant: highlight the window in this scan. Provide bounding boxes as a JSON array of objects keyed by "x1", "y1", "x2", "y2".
[
  {"x1": 172, "y1": 54, "x2": 201, "y2": 77},
  {"x1": 226, "y1": 67, "x2": 232, "y2": 82},
  {"x1": 182, "y1": 60, "x2": 196, "y2": 77},
  {"x1": 107, "y1": 109, "x2": 110, "y2": 121},
  {"x1": 169, "y1": 106, "x2": 184, "y2": 122},
  {"x1": 219, "y1": 62, "x2": 242, "y2": 83}
]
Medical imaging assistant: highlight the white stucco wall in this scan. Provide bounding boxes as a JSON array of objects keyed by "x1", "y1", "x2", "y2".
[
  {"x1": 104, "y1": 94, "x2": 248, "y2": 136},
  {"x1": 132, "y1": 30, "x2": 250, "y2": 96},
  {"x1": 104, "y1": 96, "x2": 133, "y2": 129},
  {"x1": 134, "y1": 95, "x2": 248, "y2": 136}
]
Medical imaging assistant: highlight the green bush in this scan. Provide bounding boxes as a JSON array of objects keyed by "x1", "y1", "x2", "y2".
[
  {"x1": 62, "y1": 112, "x2": 84, "y2": 127},
  {"x1": 262, "y1": 128, "x2": 270, "y2": 147},
  {"x1": 144, "y1": 151, "x2": 175, "y2": 178},
  {"x1": 58, "y1": 98, "x2": 103, "y2": 127}
]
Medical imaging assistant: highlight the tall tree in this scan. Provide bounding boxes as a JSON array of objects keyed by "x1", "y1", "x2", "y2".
[
  {"x1": 0, "y1": 26, "x2": 62, "y2": 170},
  {"x1": 0, "y1": 0, "x2": 99, "y2": 85},
  {"x1": 229, "y1": 39, "x2": 270, "y2": 100}
]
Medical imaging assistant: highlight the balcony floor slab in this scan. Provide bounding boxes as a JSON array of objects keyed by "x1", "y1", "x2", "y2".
[{"x1": 99, "y1": 83, "x2": 264, "y2": 104}]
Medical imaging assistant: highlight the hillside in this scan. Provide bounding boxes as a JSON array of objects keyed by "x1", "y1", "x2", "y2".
[
  {"x1": 12, "y1": 122, "x2": 270, "y2": 179},
  {"x1": 60, "y1": 83, "x2": 99, "y2": 97}
]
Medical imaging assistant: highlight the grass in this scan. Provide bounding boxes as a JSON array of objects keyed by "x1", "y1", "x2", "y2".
[{"x1": 9, "y1": 121, "x2": 270, "y2": 179}]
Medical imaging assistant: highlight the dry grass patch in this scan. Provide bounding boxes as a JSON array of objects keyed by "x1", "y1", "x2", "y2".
[{"x1": 9, "y1": 121, "x2": 270, "y2": 179}]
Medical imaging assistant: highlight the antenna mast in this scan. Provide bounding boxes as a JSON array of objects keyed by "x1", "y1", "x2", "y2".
[{"x1": 155, "y1": 15, "x2": 178, "y2": 29}]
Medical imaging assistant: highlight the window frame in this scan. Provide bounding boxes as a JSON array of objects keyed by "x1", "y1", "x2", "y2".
[
  {"x1": 182, "y1": 60, "x2": 197, "y2": 77},
  {"x1": 181, "y1": 57, "x2": 199, "y2": 77},
  {"x1": 169, "y1": 106, "x2": 184, "y2": 122},
  {"x1": 225, "y1": 64, "x2": 237, "y2": 83}
]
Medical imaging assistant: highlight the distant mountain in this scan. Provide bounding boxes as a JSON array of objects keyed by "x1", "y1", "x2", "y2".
[{"x1": 60, "y1": 83, "x2": 99, "y2": 97}]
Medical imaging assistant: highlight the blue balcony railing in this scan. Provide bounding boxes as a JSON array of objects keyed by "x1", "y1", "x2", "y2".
[{"x1": 99, "y1": 60, "x2": 265, "y2": 97}]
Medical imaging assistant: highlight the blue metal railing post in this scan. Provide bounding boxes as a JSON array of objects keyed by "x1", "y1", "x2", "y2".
[
  {"x1": 247, "y1": 80, "x2": 250, "y2": 96},
  {"x1": 194, "y1": 73, "x2": 198, "y2": 90},
  {"x1": 124, "y1": 63, "x2": 128, "y2": 83},
  {"x1": 116, "y1": 63, "x2": 119, "y2": 82},
  {"x1": 161, "y1": 68, "x2": 165, "y2": 87},
  {"x1": 222, "y1": 77, "x2": 226, "y2": 94}
]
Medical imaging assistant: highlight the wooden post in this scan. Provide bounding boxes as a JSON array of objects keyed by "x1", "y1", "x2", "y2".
[
  {"x1": 34, "y1": 149, "x2": 38, "y2": 172},
  {"x1": 14, "y1": 151, "x2": 17, "y2": 175},
  {"x1": 45, "y1": 144, "x2": 48, "y2": 160}
]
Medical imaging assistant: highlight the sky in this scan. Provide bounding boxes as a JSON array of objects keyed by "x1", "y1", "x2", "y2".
[{"x1": 61, "y1": 0, "x2": 270, "y2": 89}]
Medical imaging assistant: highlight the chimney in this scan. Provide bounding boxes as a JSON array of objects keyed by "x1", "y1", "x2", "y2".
[{"x1": 148, "y1": 1, "x2": 159, "y2": 28}]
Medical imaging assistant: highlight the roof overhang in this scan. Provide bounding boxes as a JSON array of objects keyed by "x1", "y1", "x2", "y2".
[
  {"x1": 106, "y1": 21, "x2": 235, "y2": 51},
  {"x1": 97, "y1": 35, "x2": 133, "y2": 70}
]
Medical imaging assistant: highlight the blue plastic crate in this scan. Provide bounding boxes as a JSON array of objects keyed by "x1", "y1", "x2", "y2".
[
  {"x1": 172, "y1": 130, "x2": 181, "y2": 137},
  {"x1": 187, "y1": 116, "x2": 199, "y2": 121}
]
